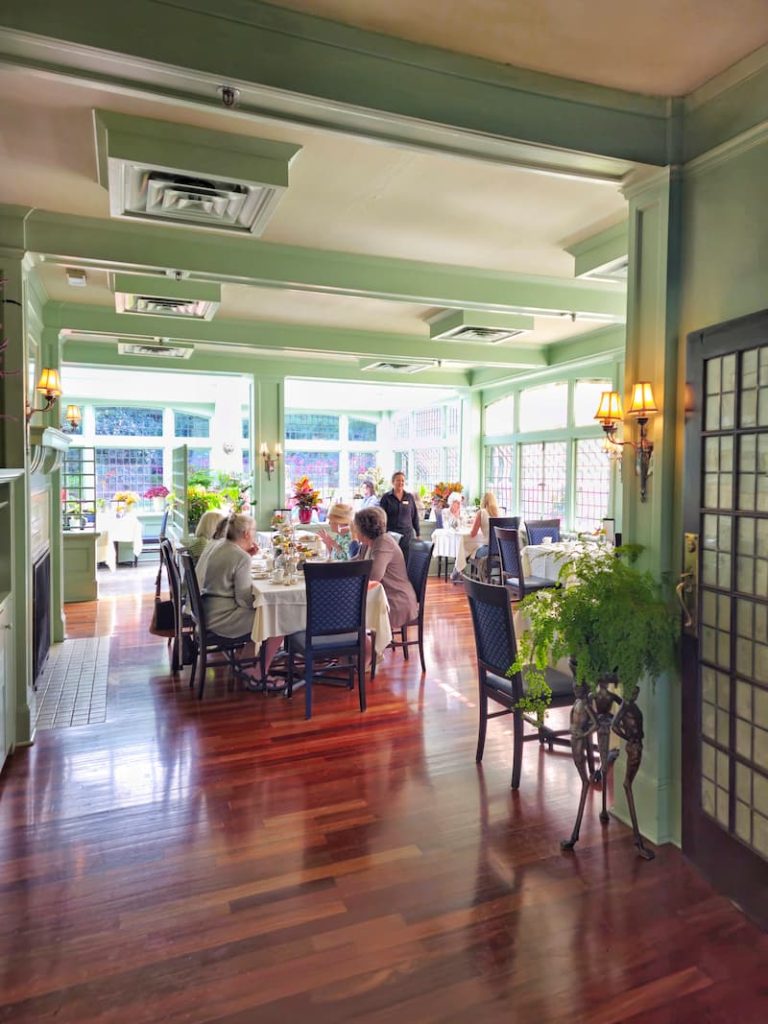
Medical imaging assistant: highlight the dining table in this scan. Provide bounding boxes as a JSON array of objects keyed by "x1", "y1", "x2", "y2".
[
  {"x1": 95, "y1": 512, "x2": 143, "y2": 570},
  {"x1": 250, "y1": 570, "x2": 393, "y2": 655},
  {"x1": 521, "y1": 538, "x2": 611, "y2": 583},
  {"x1": 431, "y1": 526, "x2": 484, "y2": 579}
]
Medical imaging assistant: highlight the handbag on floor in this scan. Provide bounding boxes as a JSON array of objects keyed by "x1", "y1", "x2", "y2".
[{"x1": 149, "y1": 563, "x2": 176, "y2": 638}]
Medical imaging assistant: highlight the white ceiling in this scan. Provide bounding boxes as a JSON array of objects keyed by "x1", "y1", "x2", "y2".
[{"x1": 267, "y1": 0, "x2": 768, "y2": 96}]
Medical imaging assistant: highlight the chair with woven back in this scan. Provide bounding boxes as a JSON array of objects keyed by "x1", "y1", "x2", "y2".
[
  {"x1": 179, "y1": 551, "x2": 257, "y2": 700},
  {"x1": 159, "y1": 538, "x2": 193, "y2": 672},
  {"x1": 495, "y1": 527, "x2": 557, "y2": 602},
  {"x1": 525, "y1": 518, "x2": 561, "y2": 545},
  {"x1": 485, "y1": 515, "x2": 520, "y2": 584},
  {"x1": 285, "y1": 559, "x2": 373, "y2": 720},
  {"x1": 463, "y1": 576, "x2": 584, "y2": 789},
  {"x1": 385, "y1": 539, "x2": 433, "y2": 674}
]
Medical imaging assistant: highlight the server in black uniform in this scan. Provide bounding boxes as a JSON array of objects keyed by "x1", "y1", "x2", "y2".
[{"x1": 378, "y1": 471, "x2": 420, "y2": 554}]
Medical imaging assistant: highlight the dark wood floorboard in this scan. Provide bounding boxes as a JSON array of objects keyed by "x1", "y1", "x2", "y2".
[{"x1": 0, "y1": 564, "x2": 766, "y2": 1022}]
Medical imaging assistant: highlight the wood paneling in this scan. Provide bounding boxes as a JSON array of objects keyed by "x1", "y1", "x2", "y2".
[{"x1": 0, "y1": 566, "x2": 766, "y2": 1022}]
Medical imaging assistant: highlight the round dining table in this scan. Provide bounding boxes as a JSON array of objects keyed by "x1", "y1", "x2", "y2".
[{"x1": 431, "y1": 527, "x2": 484, "y2": 579}]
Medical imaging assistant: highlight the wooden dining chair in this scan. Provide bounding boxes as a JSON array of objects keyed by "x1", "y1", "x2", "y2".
[
  {"x1": 285, "y1": 560, "x2": 372, "y2": 720},
  {"x1": 463, "y1": 576, "x2": 578, "y2": 789},
  {"x1": 485, "y1": 515, "x2": 520, "y2": 584},
  {"x1": 179, "y1": 552, "x2": 257, "y2": 699},
  {"x1": 387, "y1": 539, "x2": 433, "y2": 673},
  {"x1": 525, "y1": 518, "x2": 561, "y2": 544},
  {"x1": 495, "y1": 527, "x2": 557, "y2": 602},
  {"x1": 159, "y1": 538, "x2": 193, "y2": 672}
]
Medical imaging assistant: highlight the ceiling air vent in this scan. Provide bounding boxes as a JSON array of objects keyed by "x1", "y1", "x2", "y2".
[
  {"x1": 111, "y1": 274, "x2": 220, "y2": 321},
  {"x1": 428, "y1": 310, "x2": 534, "y2": 344},
  {"x1": 580, "y1": 256, "x2": 629, "y2": 283},
  {"x1": 361, "y1": 360, "x2": 438, "y2": 375},
  {"x1": 94, "y1": 111, "x2": 301, "y2": 236},
  {"x1": 117, "y1": 339, "x2": 194, "y2": 360}
]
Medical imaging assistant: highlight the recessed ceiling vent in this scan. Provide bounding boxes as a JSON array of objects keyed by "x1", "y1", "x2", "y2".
[
  {"x1": 428, "y1": 310, "x2": 534, "y2": 344},
  {"x1": 95, "y1": 111, "x2": 301, "y2": 236},
  {"x1": 361, "y1": 360, "x2": 438, "y2": 375},
  {"x1": 579, "y1": 256, "x2": 629, "y2": 283},
  {"x1": 117, "y1": 339, "x2": 194, "y2": 360},
  {"x1": 111, "y1": 273, "x2": 220, "y2": 321}
]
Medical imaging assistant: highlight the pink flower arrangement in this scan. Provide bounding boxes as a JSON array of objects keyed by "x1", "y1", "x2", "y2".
[{"x1": 144, "y1": 485, "x2": 170, "y2": 499}]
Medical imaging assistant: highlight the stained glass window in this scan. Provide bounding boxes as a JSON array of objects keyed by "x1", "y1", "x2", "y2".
[
  {"x1": 519, "y1": 441, "x2": 567, "y2": 520},
  {"x1": 349, "y1": 451, "x2": 373, "y2": 487},
  {"x1": 95, "y1": 407, "x2": 163, "y2": 436},
  {"x1": 285, "y1": 413, "x2": 339, "y2": 440},
  {"x1": 348, "y1": 418, "x2": 376, "y2": 442},
  {"x1": 574, "y1": 438, "x2": 611, "y2": 531},
  {"x1": 95, "y1": 448, "x2": 163, "y2": 500},
  {"x1": 188, "y1": 448, "x2": 211, "y2": 472},
  {"x1": 175, "y1": 412, "x2": 210, "y2": 437},
  {"x1": 284, "y1": 451, "x2": 339, "y2": 491},
  {"x1": 485, "y1": 444, "x2": 515, "y2": 513}
]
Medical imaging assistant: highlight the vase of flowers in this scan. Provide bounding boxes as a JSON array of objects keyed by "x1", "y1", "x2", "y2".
[
  {"x1": 291, "y1": 476, "x2": 321, "y2": 524},
  {"x1": 144, "y1": 484, "x2": 170, "y2": 512},
  {"x1": 430, "y1": 481, "x2": 463, "y2": 509},
  {"x1": 112, "y1": 490, "x2": 140, "y2": 517}
]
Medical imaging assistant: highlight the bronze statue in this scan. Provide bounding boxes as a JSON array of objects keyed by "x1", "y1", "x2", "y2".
[
  {"x1": 593, "y1": 676, "x2": 622, "y2": 824},
  {"x1": 612, "y1": 685, "x2": 654, "y2": 860},
  {"x1": 561, "y1": 683, "x2": 598, "y2": 851}
]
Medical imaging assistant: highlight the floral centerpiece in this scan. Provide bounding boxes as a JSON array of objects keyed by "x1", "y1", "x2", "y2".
[
  {"x1": 430, "y1": 481, "x2": 463, "y2": 508},
  {"x1": 290, "y1": 476, "x2": 321, "y2": 523},
  {"x1": 113, "y1": 490, "x2": 140, "y2": 514},
  {"x1": 144, "y1": 484, "x2": 169, "y2": 501}
]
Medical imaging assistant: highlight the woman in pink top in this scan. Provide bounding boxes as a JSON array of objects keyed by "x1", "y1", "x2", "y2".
[{"x1": 353, "y1": 507, "x2": 417, "y2": 629}]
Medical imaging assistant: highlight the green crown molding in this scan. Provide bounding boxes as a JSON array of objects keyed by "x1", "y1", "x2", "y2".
[
  {"x1": 0, "y1": 2, "x2": 669, "y2": 167},
  {"x1": 15, "y1": 209, "x2": 626, "y2": 321},
  {"x1": 566, "y1": 222, "x2": 628, "y2": 279},
  {"x1": 47, "y1": 302, "x2": 549, "y2": 370}
]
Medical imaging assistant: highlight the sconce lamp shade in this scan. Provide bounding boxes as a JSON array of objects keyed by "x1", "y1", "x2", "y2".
[
  {"x1": 64, "y1": 404, "x2": 82, "y2": 429},
  {"x1": 259, "y1": 442, "x2": 269, "y2": 456},
  {"x1": 594, "y1": 390, "x2": 623, "y2": 425},
  {"x1": 36, "y1": 367, "x2": 62, "y2": 399},
  {"x1": 627, "y1": 381, "x2": 658, "y2": 417}
]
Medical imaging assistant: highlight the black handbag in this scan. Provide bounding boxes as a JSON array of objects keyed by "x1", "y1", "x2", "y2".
[{"x1": 149, "y1": 564, "x2": 176, "y2": 638}]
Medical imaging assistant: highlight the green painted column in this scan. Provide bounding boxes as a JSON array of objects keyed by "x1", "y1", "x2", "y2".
[
  {"x1": 613, "y1": 167, "x2": 682, "y2": 845},
  {"x1": 40, "y1": 327, "x2": 67, "y2": 643},
  {"x1": 251, "y1": 374, "x2": 284, "y2": 531}
]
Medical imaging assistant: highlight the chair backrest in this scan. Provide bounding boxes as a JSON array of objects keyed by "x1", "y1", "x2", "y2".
[
  {"x1": 406, "y1": 540, "x2": 433, "y2": 608},
  {"x1": 487, "y1": 516, "x2": 520, "y2": 560},
  {"x1": 303, "y1": 560, "x2": 372, "y2": 640},
  {"x1": 159, "y1": 508, "x2": 170, "y2": 541},
  {"x1": 180, "y1": 551, "x2": 207, "y2": 643},
  {"x1": 525, "y1": 518, "x2": 561, "y2": 545},
  {"x1": 495, "y1": 528, "x2": 525, "y2": 589},
  {"x1": 433, "y1": 506, "x2": 444, "y2": 529},
  {"x1": 463, "y1": 576, "x2": 521, "y2": 684},
  {"x1": 160, "y1": 538, "x2": 181, "y2": 612}
]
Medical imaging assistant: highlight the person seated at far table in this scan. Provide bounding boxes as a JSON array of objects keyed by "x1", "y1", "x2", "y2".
[
  {"x1": 198, "y1": 513, "x2": 283, "y2": 689},
  {"x1": 318, "y1": 502, "x2": 361, "y2": 560},
  {"x1": 443, "y1": 492, "x2": 464, "y2": 530},
  {"x1": 353, "y1": 507, "x2": 417, "y2": 631},
  {"x1": 469, "y1": 491, "x2": 500, "y2": 561},
  {"x1": 359, "y1": 479, "x2": 380, "y2": 508},
  {"x1": 183, "y1": 509, "x2": 226, "y2": 565}
]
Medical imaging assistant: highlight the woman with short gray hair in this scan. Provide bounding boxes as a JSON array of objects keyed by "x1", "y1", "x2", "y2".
[{"x1": 354, "y1": 508, "x2": 417, "y2": 630}]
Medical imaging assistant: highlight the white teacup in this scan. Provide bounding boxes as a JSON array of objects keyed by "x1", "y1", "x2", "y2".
[{"x1": 542, "y1": 536, "x2": 553, "y2": 546}]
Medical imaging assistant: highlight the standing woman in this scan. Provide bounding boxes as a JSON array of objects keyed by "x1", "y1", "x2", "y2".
[
  {"x1": 378, "y1": 471, "x2": 420, "y2": 554},
  {"x1": 353, "y1": 508, "x2": 417, "y2": 631}
]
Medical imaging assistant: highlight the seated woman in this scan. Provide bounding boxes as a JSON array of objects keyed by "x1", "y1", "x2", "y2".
[
  {"x1": 184, "y1": 509, "x2": 226, "y2": 564},
  {"x1": 318, "y1": 502, "x2": 360, "y2": 560},
  {"x1": 443, "y1": 492, "x2": 464, "y2": 530},
  {"x1": 359, "y1": 480, "x2": 379, "y2": 508},
  {"x1": 198, "y1": 512, "x2": 282, "y2": 689},
  {"x1": 469, "y1": 491, "x2": 500, "y2": 560},
  {"x1": 353, "y1": 507, "x2": 417, "y2": 631}
]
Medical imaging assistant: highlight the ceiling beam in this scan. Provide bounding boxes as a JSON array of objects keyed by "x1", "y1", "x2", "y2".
[
  {"x1": 46, "y1": 302, "x2": 550, "y2": 370},
  {"x1": 20, "y1": 209, "x2": 627, "y2": 321},
  {"x1": 0, "y1": 2, "x2": 669, "y2": 169}
]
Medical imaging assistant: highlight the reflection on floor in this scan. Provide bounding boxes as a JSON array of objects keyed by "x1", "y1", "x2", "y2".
[{"x1": 34, "y1": 637, "x2": 110, "y2": 730}]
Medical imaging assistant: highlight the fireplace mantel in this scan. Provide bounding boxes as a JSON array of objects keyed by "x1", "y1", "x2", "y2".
[{"x1": 29, "y1": 426, "x2": 72, "y2": 475}]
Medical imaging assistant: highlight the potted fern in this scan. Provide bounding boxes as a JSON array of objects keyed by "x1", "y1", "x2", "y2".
[{"x1": 512, "y1": 546, "x2": 677, "y2": 716}]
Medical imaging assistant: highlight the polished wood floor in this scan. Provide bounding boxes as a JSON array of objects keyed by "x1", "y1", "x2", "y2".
[{"x1": 1, "y1": 565, "x2": 767, "y2": 1022}]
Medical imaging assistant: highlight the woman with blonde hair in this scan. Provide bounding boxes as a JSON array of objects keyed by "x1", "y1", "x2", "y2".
[
  {"x1": 318, "y1": 502, "x2": 357, "y2": 559},
  {"x1": 469, "y1": 491, "x2": 500, "y2": 559},
  {"x1": 184, "y1": 509, "x2": 226, "y2": 564}
]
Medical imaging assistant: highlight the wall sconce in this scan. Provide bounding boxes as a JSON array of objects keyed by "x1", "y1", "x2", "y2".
[
  {"x1": 594, "y1": 382, "x2": 658, "y2": 502},
  {"x1": 62, "y1": 404, "x2": 82, "y2": 432},
  {"x1": 26, "y1": 367, "x2": 63, "y2": 422},
  {"x1": 260, "y1": 442, "x2": 282, "y2": 480}
]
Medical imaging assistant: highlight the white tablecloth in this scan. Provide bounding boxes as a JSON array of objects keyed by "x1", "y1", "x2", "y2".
[
  {"x1": 522, "y1": 541, "x2": 612, "y2": 582},
  {"x1": 96, "y1": 513, "x2": 143, "y2": 571},
  {"x1": 431, "y1": 528, "x2": 484, "y2": 573},
  {"x1": 251, "y1": 577, "x2": 392, "y2": 655}
]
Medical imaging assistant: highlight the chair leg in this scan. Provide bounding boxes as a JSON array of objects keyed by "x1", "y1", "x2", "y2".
[
  {"x1": 417, "y1": 617, "x2": 426, "y2": 674},
  {"x1": 304, "y1": 654, "x2": 313, "y2": 719},
  {"x1": 476, "y1": 689, "x2": 488, "y2": 763},
  {"x1": 401, "y1": 626, "x2": 409, "y2": 660},
  {"x1": 370, "y1": 633, "x2": 377, "y2": 680},
  {"x1": 358, "y1": 645, "x2": 367, "y2": 712},
  {"x1": 197, "y1": 646, "x2": 208, "y2": 700},
  {"x1": 510, "y1": 709, "x2": 524, "y2": 789},
  {"x1": 188, "y1": 643, "x2": 198, "y2": 691}
]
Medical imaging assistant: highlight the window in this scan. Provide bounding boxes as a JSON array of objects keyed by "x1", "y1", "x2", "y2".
[
  {"x1": 413, "y1": 407, "x2": 442, "y2": 439},
  {"x1": 95, "y1": 407, "x2": 163, "y2": 436},
  {"x1": 188, "y1": 448, "x2": 211, "y2": 472},
  {"x1": 519, "y1": 382, "x2": 567, "y2": 432},
  {"x1": 175, "y1": 412, "x2": 210, "y2": 437},
  {"x1": 519, "y1": 441, "x2": 567, "y2": 520},
  {"x1": 95, "y1": 447, "x2": 163, "y2": 500},
  {"x1": 395, "y1": 451, "x2": 409, "y2": 478},
  {"x1": 285, "y1": 413, "x2": 339, "y2": 440},
  {"x1": 574, "y1": 439, "x2": 611, "y2": 531},
  {"x1": 242, "y1": 449, "x2": 250, "y2": 474},
  {"x1": 413, "y1": 448, "x2": 442, "y2": 488},
  {"x1": 485, "y1": 444, "x2": 515, "y2": 513},
  {"x1": 241, "y1": 417, "x2": 250, "y2": 439},
  {"x1": 393, "y1": 414, "x2": 410, "y2": 444},
  {"x1": 348, "y1": 418, "x2": 376, "y2": 442},
  {"x1": 348, "y1": 451, "x2": 373, "y2": 489},
  {"x1": 574, "y1": 380, "x2": 611, "y2": 427},
  {"x1": 485, "y1": 395, "x2": 515, "y2": 435},
  {"x1": 284, "y1": 451, "x2": 339, "y2": 491}
]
